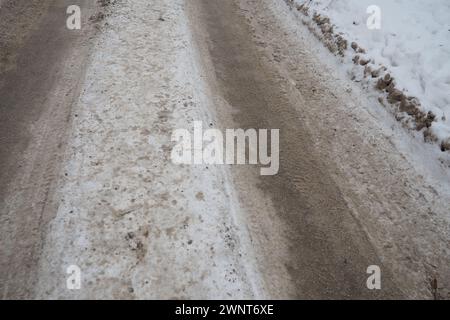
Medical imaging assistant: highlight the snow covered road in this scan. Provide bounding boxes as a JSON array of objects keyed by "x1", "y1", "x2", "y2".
[{"x1": 1, "y1": 0, "x2": 450, "y2": 299}]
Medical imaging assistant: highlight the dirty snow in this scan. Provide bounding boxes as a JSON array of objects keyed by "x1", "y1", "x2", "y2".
[
  {"x1": 35, "y1": 0, "x2": 262, "y2": 299},
  {"x1": 291, "y1": 0, "x2": 450, "y2": 144}
]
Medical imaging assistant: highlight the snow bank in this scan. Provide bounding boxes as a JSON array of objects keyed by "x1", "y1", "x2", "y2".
[{"x1": 289, "y1": 0, "x2": 450, "y2": 149}]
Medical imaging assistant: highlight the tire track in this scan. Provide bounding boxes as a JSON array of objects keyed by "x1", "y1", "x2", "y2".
[
  {"x1": 188, "y1": 0, "x2": 403, "y2": 299},
  {"x1": 0, "y1": 0, "x2": 98, "y2": 299}
]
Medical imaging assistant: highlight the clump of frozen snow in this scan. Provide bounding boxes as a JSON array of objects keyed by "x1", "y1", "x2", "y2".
[{"x1": 288, "y1": 0, "x2": 450, "y2": 150}]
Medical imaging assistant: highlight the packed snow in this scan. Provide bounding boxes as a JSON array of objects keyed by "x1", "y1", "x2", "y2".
[
  {"x1": 291, "y1": 0, "x2": 450, "y2": 145},
  {"x1": 35, "y1": 0, "x2": 262, "y2": 299}
]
